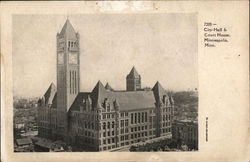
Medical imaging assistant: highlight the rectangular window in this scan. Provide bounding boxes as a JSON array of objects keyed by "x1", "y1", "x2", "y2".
[
  {"x1": 131, "y1": 134, "x2": 134, "y2": 139},
  {"x1": 103, "y1": 139, "x2": 106, "y2": 144},
  {"x1": 142, "y1": 112, "x2": 144, "y2": 123},
  {"x1": 138, "y1": 113, "x2": 140, "y2": 123},
  {"x1": 112, "y1": 138, "x2": 115, "y2": 143},
  {"x1": 135, "y1": 113, "x2": 137, "y2": 124},
  {"x1": 120, "y1": 129, "x2": 124, "y2": 134},
  {"x1": 108, "y1": 139, "x2": 111, "y2": 144},
  {"x1": 75, "y1": 71, "x2": 77, "y2": 93},
  {"x1": 70, "y1": 71, "x2": 72, "y2": 94},
  {"x1": 125, "y1": 119, "x2": 129, "y2": 126},
  {"x1": 131, "y1": 113, "x2": 133, "y2": 124},
  {"x1": 121, "y1": 120, "x2": 124, "y2": 127},
  {"x1": 131, "y1": 128, "x2": 134, "y2": 132},
  {"x1": 108, "y1": 131, "x2": 110, "y2": 136},
  {"x1": 112, "y1": 131, "x2": 114, "y2": 136},
  {"x1": 125, "y1": 112, "x2": 128, "y2": 116}
]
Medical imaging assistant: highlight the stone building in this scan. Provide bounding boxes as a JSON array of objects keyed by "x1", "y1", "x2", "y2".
[
  {"x1": 37, "y1": 19, "x2": 174, "y2": 151},
  {"x1": 171, "y1": 120, "x2": 198, "y2": 150}
]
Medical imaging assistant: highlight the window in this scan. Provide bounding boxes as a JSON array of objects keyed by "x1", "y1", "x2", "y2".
[
  {"x1": 103, "y1": 114, "x2": 106, "y2": 119},
  {"x1": 107, "y1": 122, "x2": 110, "y2": 129},
  {"x1": 142, "y1": 112, "x2": 144, "y2": 123},
  {"x1": 108, "y1": 139, "x2": 111, "y2": 144},
  {"x1": 138, "y1": 113, "x2": 141, "y2": 123},
  {"x1": 112, "y1": 138, "x2": 115, "y2": 143},
  {"x1": 121, "y1": 113, "x2": 124, "y2": 117},
  {"x1": 121, "y1": 136, "x2": 124, "y2": 141},
  {"x1": 125, "y1": 119, "x2": 128, "y2": 126},
  {"x1": 125, "y1": 112, "x2": 128, "y2": 116},
  {"x1": 108, "y1": 131, "x2": 110, "y2": 136},
  {"x1": 131, "y1": 134, "x2": 134, "y2": 139},
  {"x1": 135, "y1": 113, "x2": 137, "y2": 124},
  {"x1": 112, "y1": 122, "x2": 115, "y2": 128},
  {"x1": 120, "y1": 129, "x2": 124, "y2": 134},
  {"x1": 125, "y1": 128, "x2": 128, "y2": 133},
  {"x1": 70, "y1": 71, "x2": 72, "y2": 94},
  {"x1": 125, "y1": 135, "x2": 128, "y2": 140},
  {"x1": 112, "y1": 131, "x2": 114, "y2": 136},
  {"x1": 150, "y1": 117, "x2": 152, "y2": 122},
  {"x1": 107, "y1": 114, "x2": 110, "y2": 119},
  {"x1": 121, "y1": 120, "x2": 124, "y2": 128},
  {"x1": 112, "y1": 114, "x2": 114, "y2": 118},
  {"x1": 135, "y1": 127, "x2": 137, "y2": 131},
  {"x1": 145, "y1": 125, "x2": 147, "y2": 129},
  {"x1": 103, "y1": 139, "x2": 106, "y2": 144},
  {"x1": 145, "y1": 132, "x2": 147, "y2": 136},
  {"x1": 138, "y1": 127, "x2": 140, "y2": 131},
  {"x1": 103, "y1": 122, "x2": 106, "y2": 129},
  {"x1": 131, "y1": 128, "x2": 134, "y2": 132}
]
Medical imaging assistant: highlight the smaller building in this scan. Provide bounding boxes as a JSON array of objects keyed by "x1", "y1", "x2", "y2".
[
  {"x1": 15, "y1": 138, "x2": 34, "y2": 152},
  {"x1": 172, "y1": 120, "x2": 198, "y2": 150}
]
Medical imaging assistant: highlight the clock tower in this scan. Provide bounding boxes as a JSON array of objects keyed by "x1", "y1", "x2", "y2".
[{"x1": 56, "y1": 19, "x2": 80, "y2": 140}]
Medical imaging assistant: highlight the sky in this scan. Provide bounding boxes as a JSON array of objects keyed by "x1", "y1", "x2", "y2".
[{"x1": 13, "y1": 14, "x2": 197, "y2": 98}]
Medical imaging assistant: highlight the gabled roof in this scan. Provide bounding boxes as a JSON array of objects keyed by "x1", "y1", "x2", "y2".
[
  {"x1": 44, "y1": 83, "x2": 56, "y2": 105},
  {"x1": 152, "y1": 81, "x2": 166, "y2": 103},
  {"x1": 126, "y1": 66, "x2": 140, "y2": 79},
  {"x1": 59, "y1": 19, "x2": 77, "y2": 39},
  {"x1": 68, "y1": 81, "x2": 171, "y2": 112},
  {"x1": 105, "y1": 82, "x2": 114, "y2": 91},
  {"x1": 69, "y1": 92, "x2": 91, "y2": 111}
]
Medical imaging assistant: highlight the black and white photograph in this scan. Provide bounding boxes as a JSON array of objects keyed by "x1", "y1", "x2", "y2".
[{"x1": 12, "y1": 14, "x2": 198, "y2": 152}]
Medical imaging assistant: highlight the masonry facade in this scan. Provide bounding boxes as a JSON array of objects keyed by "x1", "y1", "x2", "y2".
[{"x1": 37, "y1": 19, "x2": 174, "y2": 151}]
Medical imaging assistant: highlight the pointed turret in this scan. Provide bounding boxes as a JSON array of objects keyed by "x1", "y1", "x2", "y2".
[
  {"x1": 43, "y1": 82, "x2": 57, "y2": 105},
  {"x1": 126, "y1": 66, "x2": 141, "y2": 91},
  {"x1": 105, "y1": 82, "x2": 114, "y2": 91},
  {"x1": 126, "y1": 66, "x2": 140, "y2": 79},
  {"x1": 59, "y1": 19, "x2": 77, "y2": 39},
  {"x1": 91, "y1": 81, "x2": 106, "y2": 109},
  {"x1": 152, "y1": 81, "x2": 166, "y2": 104}
]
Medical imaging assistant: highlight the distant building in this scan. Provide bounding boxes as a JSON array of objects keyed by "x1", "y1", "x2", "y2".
[
  {"x1": 15, "y1": 138, "x2": 33, "y2": 152},
  {"x1": 37, "y1": 19, "x2": 174, "y2": 151},
  {"x1": 172, "y1": 120, "x2": 198, "y2": 150}
]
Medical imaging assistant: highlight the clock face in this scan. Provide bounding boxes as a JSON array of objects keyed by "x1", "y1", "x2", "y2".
[
  {"x1": 69, "y1": 52, "x2": 78, "y2": 64},
  {"x1": 58, "y1": 52, "x2": 64, "y2": 64}
]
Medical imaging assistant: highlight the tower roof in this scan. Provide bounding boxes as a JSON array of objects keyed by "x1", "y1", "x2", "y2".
[
  {"x1": 43, "y1": 82, "x2": 57, "y2": 105},
  {"x1": 127, "y1": 66, "x2": 140, "y2": 79},
  {"x1": 152, "y1": 81, "x2": 166, "y2": 103},
  {"x1": 105, "y1": 82, "x2": 114, "y2": 91},
  {"x1": 91, "y1": 81, "x2": 107, "y2": 108},
  {"x1": 59, "y1": 19, "x2": 77, "y2": 39}
]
